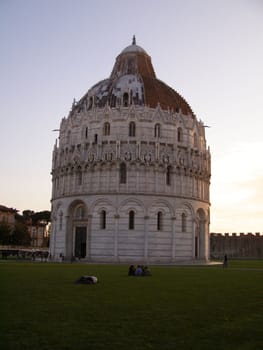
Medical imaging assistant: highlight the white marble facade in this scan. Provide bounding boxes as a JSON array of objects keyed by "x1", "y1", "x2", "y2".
[{"x1": 50, "y1": 38, "x2": 211, "y2": 263}]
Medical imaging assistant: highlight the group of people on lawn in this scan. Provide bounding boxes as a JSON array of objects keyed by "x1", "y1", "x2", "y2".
[{"x1": 128, "y1": 264, "x2": 151, "y2": 276}]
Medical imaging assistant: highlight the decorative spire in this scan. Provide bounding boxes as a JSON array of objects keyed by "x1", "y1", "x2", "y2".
[{"x1": 132, "y1": 35, "x2": 136, "y2": 45}]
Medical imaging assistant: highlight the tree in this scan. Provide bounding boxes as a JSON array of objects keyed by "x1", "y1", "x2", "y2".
[
  {"x1": 10, "y1": 223, "x2": 31, "y2": 246},
  {"x1": 0, "y1": 223, "x2": 11, "y2": 245},
  {"x1": 15, "y1": 212, "x2": 24, "y2": 223},
  {"x1": 31, "y1": 211, "x2": 51, "y2": 224},
  {"x1": 22, "y1": 210, "x2": 34, "y2": 221}
]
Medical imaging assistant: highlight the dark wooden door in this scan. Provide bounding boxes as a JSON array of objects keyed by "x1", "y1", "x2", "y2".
[{"x1": 75, "y1": 227, "x2": 87, "y2": 258}]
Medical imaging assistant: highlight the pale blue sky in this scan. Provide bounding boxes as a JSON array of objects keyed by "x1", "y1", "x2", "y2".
[{"x1": 1, "y1": 0, "x2": 263, "y2": 232}]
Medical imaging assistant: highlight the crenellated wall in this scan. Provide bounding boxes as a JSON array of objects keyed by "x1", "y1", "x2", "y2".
[{"x1": 210, "y1": 233, "x2": 263, "y2": 259}]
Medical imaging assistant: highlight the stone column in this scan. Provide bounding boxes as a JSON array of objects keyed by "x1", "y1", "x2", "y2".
[
  {"x1": 65, "y1": 215, "x2": 71, "y2": 260},
  {"x1": 65, "y1": 172, "x2": 69, "y2": 195},
  {"x1": 116, "y1": 140, "x2": 120, "y2": 159},
  {"x1": 87, "y1": 214, "x2": 93, "y2": 260},
  {"x1": 204, "y1": 219, "x2": 209, "y2": 261},
  {"x1": 154, "y1": 164, "x2": 159, "y2": 193},
  {"x1": 192, "y1": 218, "x2": 196, "y2": 259},
  {"x1": 180, "y1": 171, "x2": 183, "y2": 196},
  {"x1": 114, "y1": 214, "x2": 119, "y2": 261},
  {"x1": 136, "y1": 163, "x2": 139, "y2": 192},
  {"x1": 171, "y1": 216, "x2": 176, "y2": 261},
  {"x1": 136, "y1": 141, "x2": 140, "y2": 159},
  {"x1": 72, "y1": 170, "x2": 76, "y2": 194},
  {"x1": 145, "y1": 164, "x2": 149, "y2": 192},
  {"x1": 105, "y1": 163, "x2": 110, "y2": 192},
  {"x1": 97, "y1": 164, "x2": 102, "y2": 192},
  {"x1": 116, "y1": 163, "x2": 120, "y2": 192},
  {"x1": 172, "y1": 167, "x2": 176, "y2": 195},
  {"x1": 50, "y1": 218, "x2": 57, "y2": 259},
  {"x1": 144, "y1": 215, "x2": 149, "y2": 262},
  {"x1": 98, "y1": 143, "x2": 102, "y2": 160},
  {"x1": 155, "y1": 142, "x2": 159, "y2": 161}
]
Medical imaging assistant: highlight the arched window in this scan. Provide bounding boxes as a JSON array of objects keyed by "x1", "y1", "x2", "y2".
[
  {"x1": 103, "y1": 122, "x2": 110, "y2": 136},
  {"x1": 154, "y1": 123, "x2": 161, "y2": 138},
  {"x1": 182, "y1": 213, "x2": 186, "y2": 232},
  {"x1": 94, "y1": 134, "x2": 98, "y2": 144},
  {"x1": 134, "y1": 92, "x2": 139, "y2": 105},
  {"x1": 89, "y1": 97, "x2": 93, "y2": 109},
  {"x1": 74, "y1": 205, "x2": 85, "y2": 220},
  {"x1": 157, "y1": 211, "x2": 163, "y2": 231},
  {"x1": 66, "y1": 130, "x2": 71, "y2": 144},
  {"x1": 194, "y1": 133, "x2": 198, "y2": 148},
  {"x1": 110, "y1": 95, "x2": 116, "y2": 107},
  {"x1": 177, "y1": 128, "x2": 183, "y2": 142},
  {"x1": 129, "y1": 122, "x2": 136, "y2": 137},
  {"x1": 129, "y1": 210, "x2": 135, "y2": 230},
  {"x1": 100, "y1": 210, "x2": 106, "y2": 229},
  {"x1": 120, "y1": 162, "x2": 127, "y2": 184},
  {"x1": 59, "y1": 211, "x2": 63, "y2": 230},
  {"x1": 123, "y1": 92, "x2": 129, "y2": 107},
  {"x1": 166, "y1": 166, "x2": 172, "y2": 186},
  {"x1": 77, "y1": 168, "x2": 82, "y2": 186},
  {"x1": 85, "y1": 127, "x2": 88, "y2": 139}
]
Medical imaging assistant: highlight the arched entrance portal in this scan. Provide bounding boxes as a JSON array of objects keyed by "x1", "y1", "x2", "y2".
[{"x1": 66, "y1": 201, "x2": 88, "y2": 260}]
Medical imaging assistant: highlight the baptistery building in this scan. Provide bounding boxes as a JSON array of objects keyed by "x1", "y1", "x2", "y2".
[{"x1": 50, "y1": 37, "x2": 211, "y2": 263}]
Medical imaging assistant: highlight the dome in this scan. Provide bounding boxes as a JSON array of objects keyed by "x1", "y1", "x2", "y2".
[
  {"x1": 80, "y1": 37, "x2": 194, "y2": 116},
  {"x1": 121, "y1": 44, "x2": 147, "y2": 54},
  {"x1": 121, "y1": 36, "x2": 147, "y2": 54}
]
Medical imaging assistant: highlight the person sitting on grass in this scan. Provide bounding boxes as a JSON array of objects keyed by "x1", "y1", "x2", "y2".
[
  {"x1": 128, "y1": 264, "x2": 136, "y2": 276},
  {"x1": 142, "y1": 265, "x2": 151, "y2": 276},
  {"x1": 135, "y1": 265, "x2": 143, "y2": 276}
]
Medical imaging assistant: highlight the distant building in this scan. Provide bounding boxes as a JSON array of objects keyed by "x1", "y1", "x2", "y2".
[
  {"x1": 50, "y1": 38, "x2": 211, "y2": 263},
  {"x1": 0, "y1": 205, "x2": 50, "y2": 248},
  {"x1": 27, "y1": 221, "x2": 50, "y2": 248},
  {"x1": 0, "y1": 205, "x2": 17, "y2": 227}
]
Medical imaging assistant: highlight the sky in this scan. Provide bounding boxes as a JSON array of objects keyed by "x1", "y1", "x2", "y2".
[{"x1": 0, "y1": 0, "x2": 263, "y2": 233}]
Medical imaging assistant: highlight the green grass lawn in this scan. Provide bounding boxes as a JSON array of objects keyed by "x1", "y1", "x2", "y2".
[{"x1": 0, "y1": 261, "x2": 262, "y2": 350}]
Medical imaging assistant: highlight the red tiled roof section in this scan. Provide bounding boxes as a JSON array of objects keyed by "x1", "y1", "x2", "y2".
[
  {"x1": 136, "y1": 53, "x2": 156, "y2": 79},
  {"x1": 109, "y1": 46, "x2": 194, "y2": 115},
  {"x1": 135, "y1": 52, "x2": 193, "y2": 115},
  {"x1": 142, "y1": 76, "x2": 194, "y2": 115},
  {"x1": 110, "y1": 51, "x2": 156, "y2": 79}
]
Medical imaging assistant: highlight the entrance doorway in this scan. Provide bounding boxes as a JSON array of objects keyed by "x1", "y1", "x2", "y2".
[
  {"x1": 195, "y1": 236, "x2": 199, "y2": 258},
  {"x1": 75, "y1": 227, "x2": 87, "y2": 258}
]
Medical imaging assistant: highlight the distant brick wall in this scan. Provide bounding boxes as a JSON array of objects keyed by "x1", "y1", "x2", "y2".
[{"x1": 210, "y1": 233, "x2": 263, "y2": 259}]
